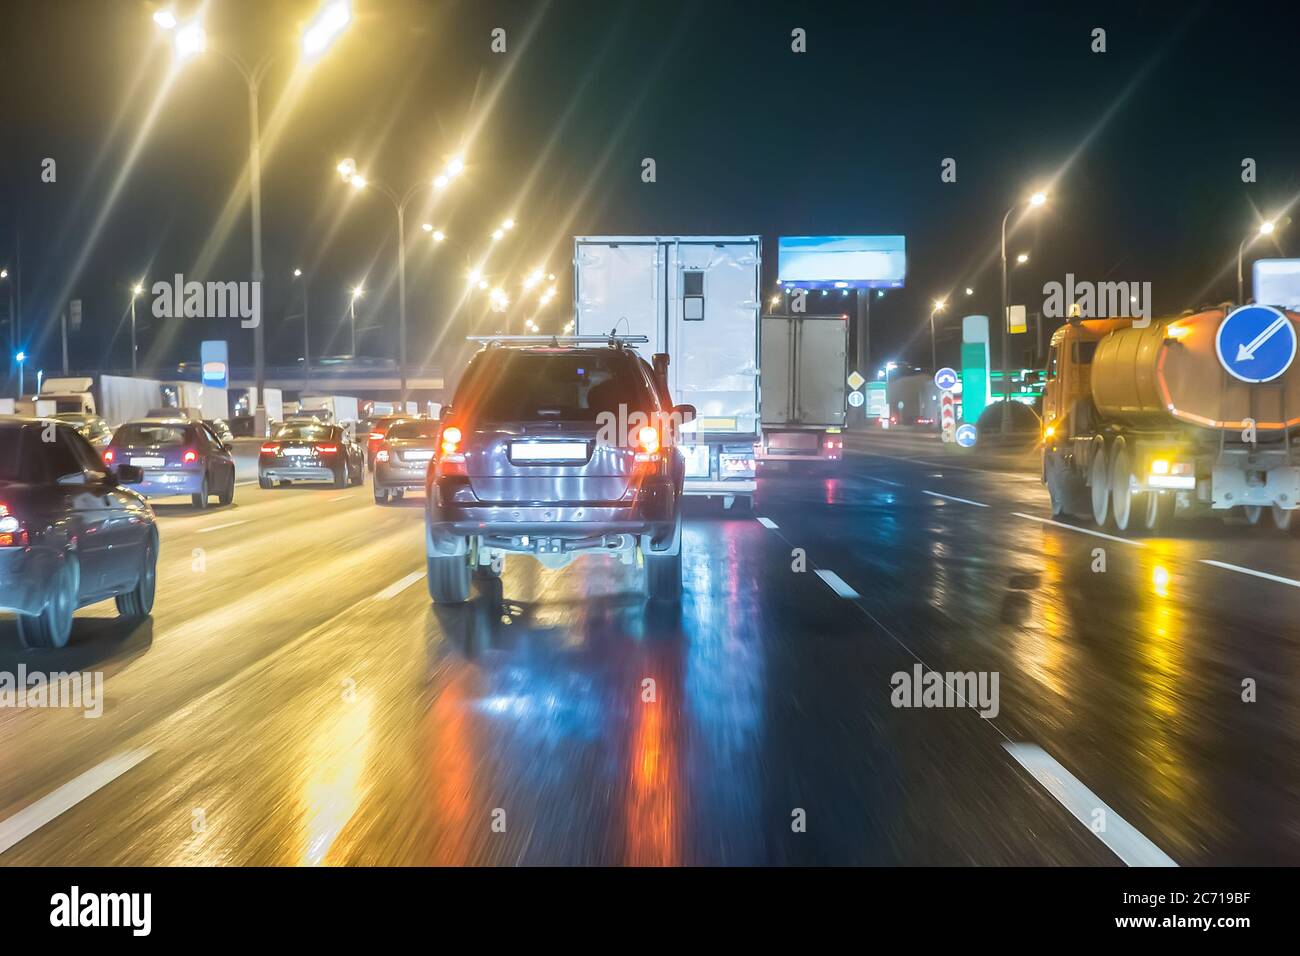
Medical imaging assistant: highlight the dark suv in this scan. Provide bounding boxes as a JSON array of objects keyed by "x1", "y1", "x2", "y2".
[
  {"x1": 425, "y1": 340, "x2": 694, "y2": 603},
  {"x1": 0, "y1": 418, "x2": 158, "y2": 648}
]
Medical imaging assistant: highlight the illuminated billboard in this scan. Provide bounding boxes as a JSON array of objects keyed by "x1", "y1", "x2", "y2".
[{"x1": 778, "y1": 235, "x2": 906, "y2": 290}]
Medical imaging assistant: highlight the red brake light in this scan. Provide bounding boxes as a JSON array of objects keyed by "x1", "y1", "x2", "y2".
[
  {"x1": 317, "y1": 443, "x2": 339, "y2": 454},
  {"x1": 636, "y1": 425, "x2": 660, "y2": 454},
  {"x1": 369, "y1": 432, "x2": 385, "y2": 442},
  {"x1": 102, "y1": 449, "x2": 115, "y2": 464},
  {"x1": 182, "y1": 449, "x2": 198, "y2": 464},
  {"x1": 0, "y1": 503, "x2": 27, "y2": 548},
  {"x1": 260, "y1": 442, "x2": 280, "y2": 455}
]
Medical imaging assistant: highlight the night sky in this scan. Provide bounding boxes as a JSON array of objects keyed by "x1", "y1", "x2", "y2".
[{"x1": 3, "y1": 0, "x2": 1298, "y2": 380}]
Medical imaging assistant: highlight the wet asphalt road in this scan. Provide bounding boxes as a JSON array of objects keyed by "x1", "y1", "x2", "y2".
[{"x1": 1, "y1": 430, "x2": 1298, "y2": 866}]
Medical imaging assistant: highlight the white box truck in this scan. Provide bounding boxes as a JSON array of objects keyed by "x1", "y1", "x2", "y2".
[
  {"x1": 759, "y1": 314, "x2": 848, "y2": 463},
  {"x1": 299, "y1": 395, "x2": 360, "y2": 425},
  {"x1": 574, "y1": 235, "x2": 761, "y2": 506},
  {"x1": 100, "y1": 375, "x2": 165, "y2": 425}
]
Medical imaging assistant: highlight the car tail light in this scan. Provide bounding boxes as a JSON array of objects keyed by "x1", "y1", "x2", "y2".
[
  {"x1": 375, "y1": 448, "x2": 390, "y2": 463},
  {"x1": 260, "y1": 442, "x2": 280, "y2": 455},
  {"x1": 0, "y1": 504, "x2": 27, "y2": 548},
  {"x1": 317, "y1": 444, "x2": 339, "y2": 454},
  {"x1": 369, "y1": 432, "x2": 385, "y2": 442},
  {"x1": 182, "y1": 449, "x2": 198, "y2": 464},
  {"x1": 634, "y1": 425, "x2": 661, "y2": 463},
  {"x1": 440, "y1": 426, "x2": 462, "y2": 456},
  {"x1": 103, "y1": 449, "x2": 115, "y2": 465}
]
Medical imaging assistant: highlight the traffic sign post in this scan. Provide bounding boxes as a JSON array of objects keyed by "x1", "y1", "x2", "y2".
[
  {"x1": 847, "y1": 370, "x2": 866, "y2": 391},
  {"x1": 1215, "y1": 305, "x2": 1297, "y2": 384},
  {"x1": 955, "y1": 423, "x2": 977, "y2": 448},
  {"x1": 848, "y1": 390, "x2": 865, "y2": 408},
  {"x1": 940, "y1": 389, "x2": 956, "y2": 442},
  {"x1": 934, "y1": 367, "x2": 958, "y2": 391}
]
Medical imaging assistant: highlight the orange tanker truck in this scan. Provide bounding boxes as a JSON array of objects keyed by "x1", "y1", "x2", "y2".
[{"x1": 1040, "y1": 304, "x2": 1300, "y2": 532}]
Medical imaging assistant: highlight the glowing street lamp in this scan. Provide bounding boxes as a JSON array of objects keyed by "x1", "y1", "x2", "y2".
[
  {"x1": 929, "y1": 298, "x2": 947, "y2": 372},
  {"x1": 999, "y1": 189, "x2": 1049, "y2": 430},
  {"x1": 1016, "y1": 252, "x2": 1030, "y2": 265},
  {"x1": 128, "y1": 281, "x2": 147, "y2": 375},
  {"x1": 1238, "y1": 217, "x2": 1288, "y2": 304},
  {"x1": 158, "y1": 2, "x2": 352, "y2": 434}
]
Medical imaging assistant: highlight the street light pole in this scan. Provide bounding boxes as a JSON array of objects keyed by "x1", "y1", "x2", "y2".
[
  {"x1": 929, "y1": 299, "x2": 946, "y2": 373},
  {"x1": 396, "y1": 203, "x2": 408, "y2": 405},
  {"x1": 999, "y1": 191, "x2": 1047, "y2": 434},
  {"x1": 247, "y1": 74, "x2": 266, "y2": 433},
  {"x1": 130, "y1": 289, "x2": 139, "y2": 375}
]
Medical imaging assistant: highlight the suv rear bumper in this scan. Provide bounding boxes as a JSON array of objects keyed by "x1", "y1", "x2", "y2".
[{"x1": 426, "y1": 475, "x2": 678, "y2": 548}]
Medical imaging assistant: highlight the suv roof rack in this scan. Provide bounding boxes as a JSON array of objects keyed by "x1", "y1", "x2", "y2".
[{"x1": 466, "y1": 334, "x2": 649, "y2": 348}]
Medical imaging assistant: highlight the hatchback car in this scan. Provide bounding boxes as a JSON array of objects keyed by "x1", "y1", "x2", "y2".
[
  {"x1": 0, "y1": 418, "x2": 158, "y2": 648},
  {"x1": 103, "y1": 418, "x2": 236, "y2": 508},
  {"x1": 373, "y1": 418, "x2": 438, "y2": 504},
  {"x1": 424, "y1": 340, "x2": 694, "y2": 604},
  {"x1": 365, "y1": 415, "x2": 413, "y2": 470},
  {"x1": 259, "y1": 421, "x2": 364, "y2": 488}
]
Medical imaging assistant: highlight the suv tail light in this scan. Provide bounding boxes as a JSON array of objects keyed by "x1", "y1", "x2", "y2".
[
  {"x1": 635, "y1": 425, "x2": 661, "y2": 463},
  {"x1": 436, "y1": 425, "x2": 466, "y2": 476},
  {"x1": 260, "y1": 442, "x2": 280, "y2": 455},
  {"x1": 182, "y1": 449, "x2": 199, "y2": 464},
  {"x1": 103, "y1": 449, "x2": 115, "y2": 465},
  {"x1": 0, "y1": 504, "x2": 28, "y2": 548}
]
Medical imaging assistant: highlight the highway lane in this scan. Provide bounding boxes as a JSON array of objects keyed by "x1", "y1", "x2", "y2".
[{"x1": 1, "y1": 437, "x2": 1296, "y2": 865}]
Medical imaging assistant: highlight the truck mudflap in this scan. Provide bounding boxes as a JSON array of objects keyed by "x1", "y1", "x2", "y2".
[{"x1": 1211, "y1": 461, "x2": 1300, "y2": 510}]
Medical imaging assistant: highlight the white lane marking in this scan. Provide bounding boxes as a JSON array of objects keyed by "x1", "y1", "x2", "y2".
[
  {"x1": 756, "y1": 516, "x2": 779, "y2": 529},
  {"x1": 0, "y1": 749, "x2": 153, "y2": 856},
  {"x1": 374, "y1": 570, "x2": 424, "y2": 601},
  {"x1": 863, "y1": 475, "x2": 904, "y2": 487},
  {"x1": 923, "y1": 490, "x2": 989, "y2": 508},
  {"x1": 1012, "y1": 512, "x2": 1145, "y2": 547},
  {"x1": 196, "y1": 519, "x2": 249, "y2": 534},
  {"x1": 1003, "y1": 743, "x2": 1177, "y2": 867},
  {"x1": 815, "y1": 569, "x2": 860, "y2": 599},
  {"x1": 329, "y1": 494, "x2": 352, "y2": 502},
  {"x1": 1201, "y1": 559, "x2": 1300, "y2": 588}
]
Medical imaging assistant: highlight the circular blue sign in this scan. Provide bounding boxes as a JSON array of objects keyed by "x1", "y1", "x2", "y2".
[
  {"x1": 934, "y1": 367, "x2": 959, "y2": 390},
  {"x1": 1215, "y1": 305, "x2": 1297, "y2": 384},
  {"x1": 955, "y1": 423, "x2": 977, "y2": 448}
]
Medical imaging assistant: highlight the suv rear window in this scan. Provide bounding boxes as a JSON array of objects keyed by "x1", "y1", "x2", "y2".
[
  {"x1": 459, "y1": 351, "x2": 654, "y2": 423},
  {"x1": 115, "y1": 423, "x2": 193, "y2": 446}
]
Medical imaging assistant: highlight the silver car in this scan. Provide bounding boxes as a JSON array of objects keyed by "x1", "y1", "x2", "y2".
[{"x1": 425, "y1": 339, "x2": 693, "y2": 604}]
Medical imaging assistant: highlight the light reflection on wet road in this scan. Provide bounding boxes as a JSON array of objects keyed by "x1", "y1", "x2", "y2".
[{"x1": 1, "y1": 431, "x2": 1297, "y2": 865}]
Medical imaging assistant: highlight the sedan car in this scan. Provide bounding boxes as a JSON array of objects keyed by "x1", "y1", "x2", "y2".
[
  {"x1": 425, "y1": 340, "x2": 693, "y2": 604},
  {"x1": 53, "y1": 412, "x2": 114, "y2": 450},
  {"x1": 103, "y1": 418, "x2": 236, "y2": 508},
  {"x1": 365, "y1": 415, "x2": 413, "y2": 470},
  {"x1": 372, "y1": 418, "x2": 439, "y2": 504},
  {"x1": 259, "y1": 421, "x2": 364, "y2": 488},
  {"x1": 0, "y1": 418, "x2": 158, "y2": 649}
]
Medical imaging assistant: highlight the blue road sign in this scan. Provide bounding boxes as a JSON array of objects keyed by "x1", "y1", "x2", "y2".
[
  {"x1": 934, "y1": 366, "x2": 959, "y2": 390},
  {"x1": 1215, "y1": 305, "x2": 1297, "y2": 384},
  {"x1": 955, "y1": 423, "x2": 977, "y2": 448}
]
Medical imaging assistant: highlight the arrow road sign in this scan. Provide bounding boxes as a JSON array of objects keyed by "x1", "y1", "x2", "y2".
[{"x1": 1215, "y1": 305, "x2": 1297, "y2": 384}]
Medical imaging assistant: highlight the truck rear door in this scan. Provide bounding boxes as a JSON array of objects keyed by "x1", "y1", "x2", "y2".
[
  {"x1": 796, "y1": 316, "x2": 848, "y2": 426},
  {"x1": 573, "y1": 241, "x2": 664, "y2": 349},
  {"x1": 667, "y1": 240, "x2": 760, "y2": 437},
  {"x1": 761, "y1": 316, "x2": 793, "y2": 425}
]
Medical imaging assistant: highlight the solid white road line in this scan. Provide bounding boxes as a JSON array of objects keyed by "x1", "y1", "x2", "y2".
[
  {"x1": 1012, "y1": 512, "x2": 1145, "y2": 547},
  {"x1": 756, "y1": 516, "x2": 779, "y2": 529},
  {"x1": 815, "y1": 569, "x2": 860, "y2": 599},
  {"x1": 195, "y1": 519, "x2": 249, "y2": 535},
  {"x1": 0, "y1": 749, "x2": 154, "y2": 856},
  {"x1": 864, "y1": 475, "x2": 904, "y2": 487},
  {"x1": 1201, "y1": 559, "x2": 1300, "y2": 588},
  {"x1": 1003, "y1": 743, "x2": 1177, "y2": 867},
  {"x1": 923, "y1": 490, "x2": 989, "y2": 508},
  {"x1": 328, "y1": 494, "x2": 352, "y2": 502},
  {"x1": 374, "y1": 570, "x2": 425, "y2": 601}
]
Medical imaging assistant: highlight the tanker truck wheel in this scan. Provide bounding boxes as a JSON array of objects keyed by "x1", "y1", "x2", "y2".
[
  {"x1": 1089, "y1": 439, "x2": 1111, "y2": 528},
  {"x1": 1272, "y1": 505, "x2": 1293, "y2": 531},
  {"x1": 1144, "y1": 490, "x2": 1176, "y2": 533},
  {"x1": 1109, "y1": 438, "x2": 1137, "y2": 532},
  {"x1": 1045, "y1": 452, "x2": 1086, "y2": 518}
]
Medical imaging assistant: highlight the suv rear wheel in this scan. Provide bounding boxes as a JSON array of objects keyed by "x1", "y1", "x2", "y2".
[
  {"x1": 427, "y1": 551, "x2": 472, "y2": 603},
  {"x1": 643, "y1": 510, "x2": 683, "y2": 601}
]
